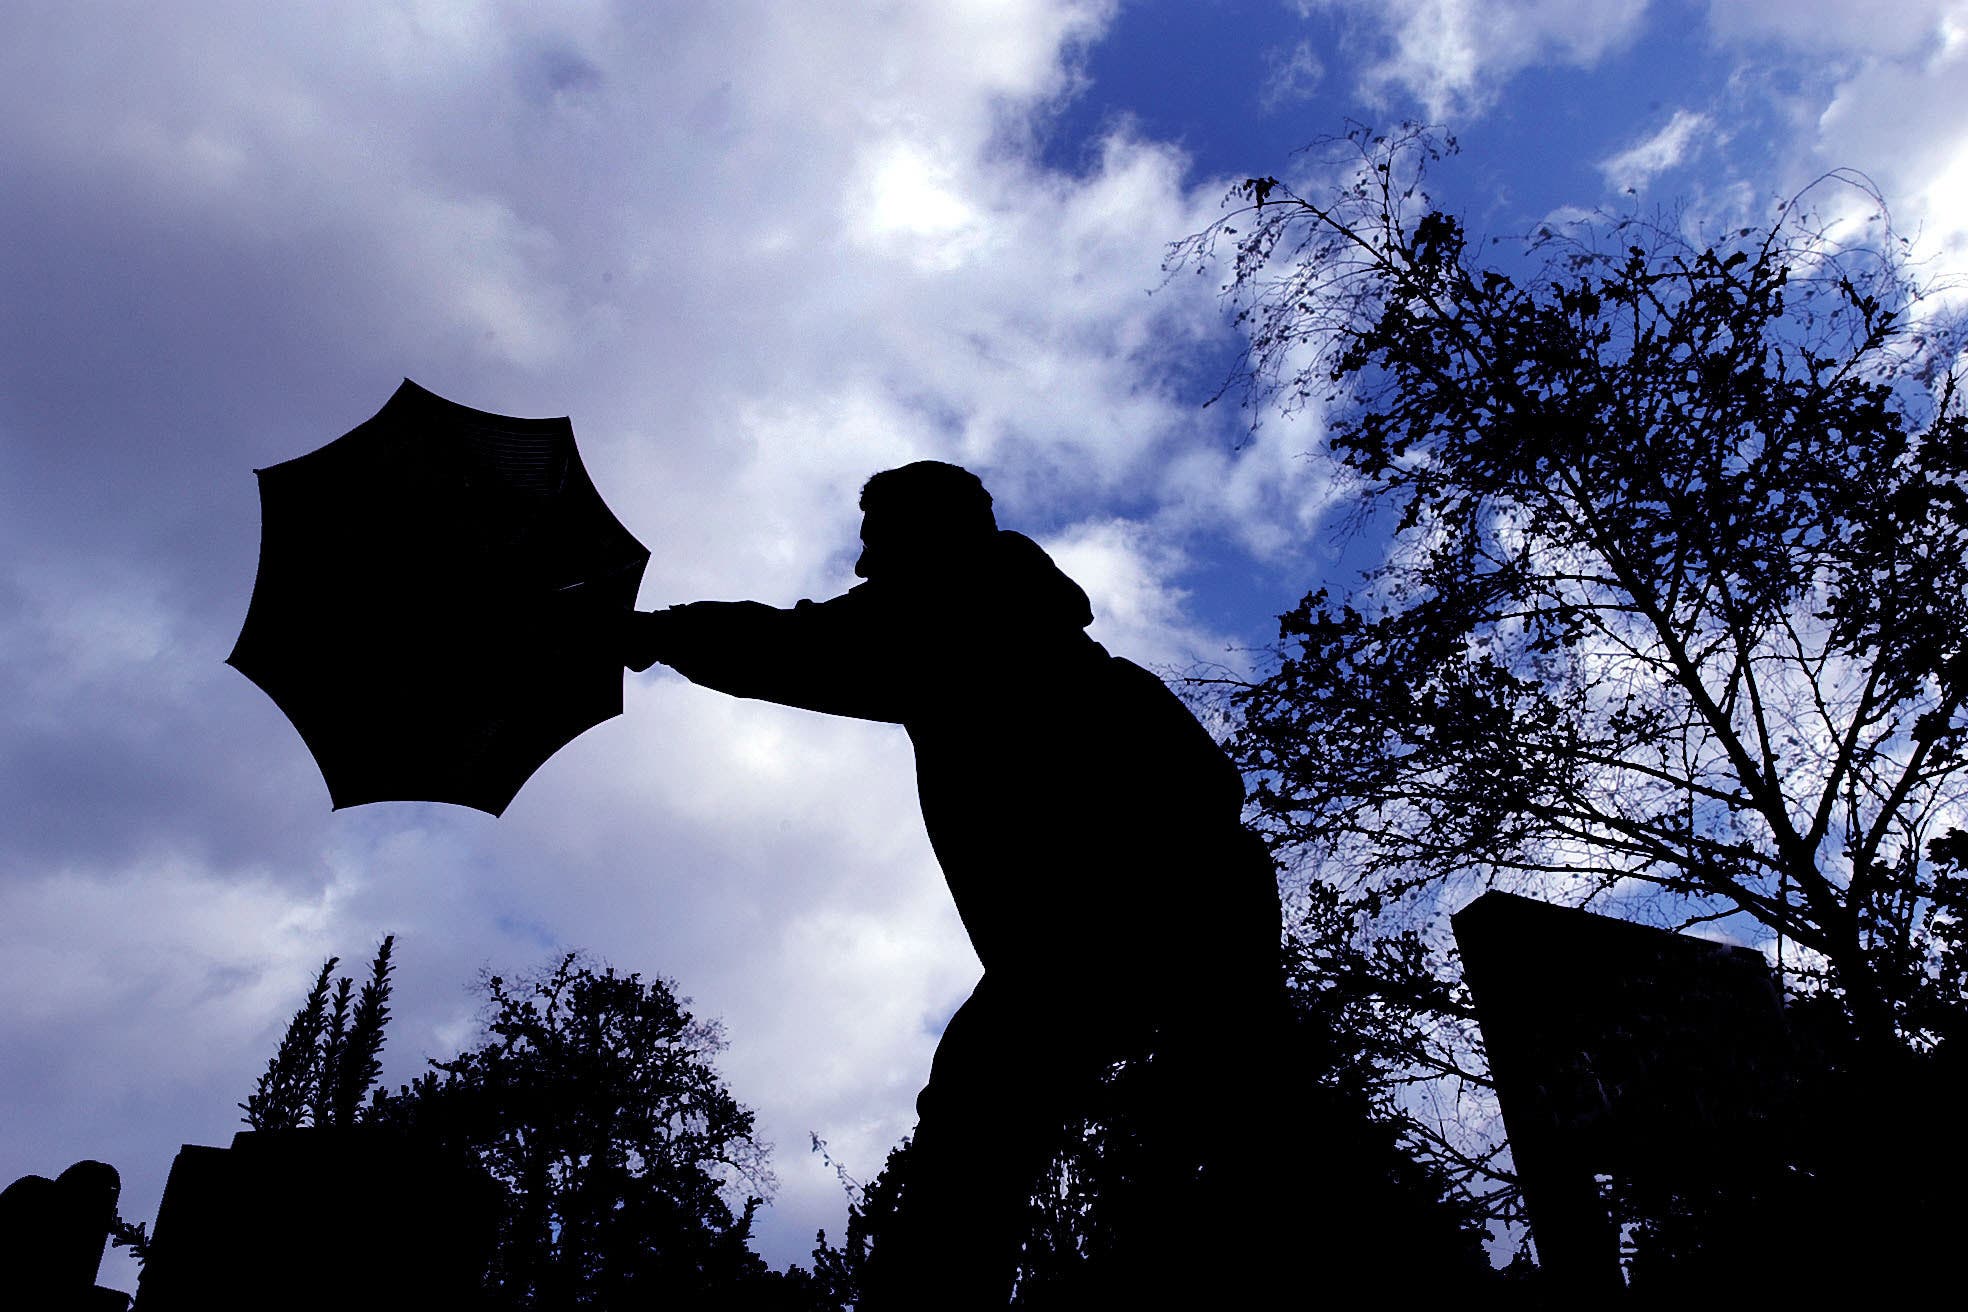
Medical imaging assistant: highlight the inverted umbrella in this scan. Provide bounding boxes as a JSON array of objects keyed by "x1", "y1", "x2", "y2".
[{"x1": 228, "y1": 379, "x2": 649, "y2": 815}]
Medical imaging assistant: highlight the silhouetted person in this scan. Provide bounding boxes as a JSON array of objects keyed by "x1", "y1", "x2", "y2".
[{"x1": 622, "y1": 462, "x2": 1283, "y2": 1306}]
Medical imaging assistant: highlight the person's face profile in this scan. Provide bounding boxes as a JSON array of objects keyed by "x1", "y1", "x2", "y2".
[
  {"x1": 855, "y1": 511, "x2": 923, "y2": 580},
  {"x1": 854, "y1": 512, "x2": 884, "y2": 579},
  {"x1": 855, "y1": 509, "x2": 940, "y2": 582}
]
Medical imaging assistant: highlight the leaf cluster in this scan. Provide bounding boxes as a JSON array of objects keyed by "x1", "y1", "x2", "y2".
[
  {"x1": 239, "y1": 935, "x2": 395, "y2": 1132},
  {"x1": 369, "y1": 952, "x2": 825, "y2": 1310}
]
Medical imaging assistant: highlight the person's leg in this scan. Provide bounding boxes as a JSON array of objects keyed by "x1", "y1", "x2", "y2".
[
  {"x1": 1084, "y1": 967, "x2": 1294, "y2": 1303},
  {"x1": 860, "y1": 978, "x2": 1093, "y2": 1310}
]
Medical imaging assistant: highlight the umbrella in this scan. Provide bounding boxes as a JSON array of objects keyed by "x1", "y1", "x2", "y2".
[{"x1": 228, "y1": 379, "x2": 649, "y2": 815}]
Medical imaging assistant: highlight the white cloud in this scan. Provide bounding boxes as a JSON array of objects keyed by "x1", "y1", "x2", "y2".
[
  {"x1": 1261, "y1": 40, "x2": 1326, "y2": 114},
  {"x1": 1708, "y1": 2, "x2": 1968, "y2": 276},
  {"x1": 1706, "y1": 0, "x2": 1965, "y2": 57},
  {"x1": 1303, "y1": 0, "x2": 1652, "y2": 119},
  {"x1": 851, "y1": 140, "x2": 988, "y2": 270},
  {"x1": 1043, "y1": 519, "x2": 1233, "y2": 671},
  {"x1": 1600, "y1": 109, "x2": 1713, "y2": 192}
]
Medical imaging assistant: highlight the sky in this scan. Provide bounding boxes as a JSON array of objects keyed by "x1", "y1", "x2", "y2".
[{"x1": 6, "y1": 0, "x2": 1968, "y2": 1290}]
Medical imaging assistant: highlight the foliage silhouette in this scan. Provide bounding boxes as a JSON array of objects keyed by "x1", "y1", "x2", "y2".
[
  {"x1": 815, "y1": 1000, "x2": 1497, "y2": 1305},
  {"x1": 240, "y1": 935, "x2": 395, "y2": 1131},
  {"x1": 221, "y1": 946, "x2": 835, "y2": 1307},
  {"x1": 1173, "y1": 123, "x2": 1968, "y2": 1285},
  {"x1": 368, "y1": 952, "x2": 830, "y2": 1310}
]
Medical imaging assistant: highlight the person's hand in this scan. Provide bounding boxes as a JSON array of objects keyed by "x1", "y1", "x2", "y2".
[{"x1": 620, "y1": 608, "x2": 668, "y2": 672}]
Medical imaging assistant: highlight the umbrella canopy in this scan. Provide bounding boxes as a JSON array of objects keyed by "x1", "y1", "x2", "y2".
[{"x1": 228, "y1": 379, "x2": 649, "y2": 815}]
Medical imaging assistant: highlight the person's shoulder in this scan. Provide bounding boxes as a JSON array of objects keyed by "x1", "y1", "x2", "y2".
[
  {"x1": 1103, "y1": 654, "x2": 1170, "y2": 690},
  {"x1": 1099, "y1": 656, "x2": 1218, "y2": 729}
]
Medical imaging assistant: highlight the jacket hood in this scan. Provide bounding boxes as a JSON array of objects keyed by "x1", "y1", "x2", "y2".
[{"x1": 979, "y1": 530, "x2": 1094, "y2": 632}]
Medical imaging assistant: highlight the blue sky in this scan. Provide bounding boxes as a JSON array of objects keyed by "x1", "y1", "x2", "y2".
[{"x1": 5, "y1": 0, "x2": 1968, "y2": 1290}]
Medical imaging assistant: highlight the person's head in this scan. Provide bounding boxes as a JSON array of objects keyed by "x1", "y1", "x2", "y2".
[{"x1": 855, "y1": 461, "x2": 997, "y2": 580}]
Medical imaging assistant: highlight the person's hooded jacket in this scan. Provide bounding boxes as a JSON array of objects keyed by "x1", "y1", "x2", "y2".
[{"x1": 649, "y1": 530, "x2": 1276, "y2": 990}]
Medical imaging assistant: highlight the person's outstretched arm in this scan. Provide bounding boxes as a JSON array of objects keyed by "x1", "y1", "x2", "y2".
[{"x1": 621, "y1": 586, "x2": 914, "y2": 724}]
